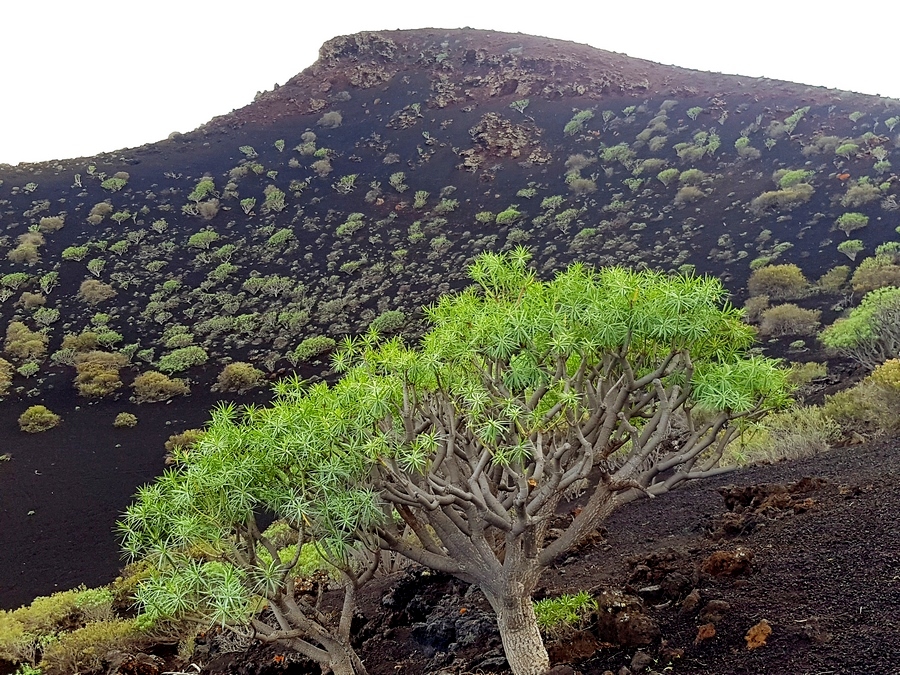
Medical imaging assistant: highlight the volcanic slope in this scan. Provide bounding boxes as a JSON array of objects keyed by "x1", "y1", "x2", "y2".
[{"x1": 1, "y1": 28, "x2": 899, "y2": 607}]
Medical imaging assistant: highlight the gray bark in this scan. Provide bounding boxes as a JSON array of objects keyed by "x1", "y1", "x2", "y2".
[{"x1": 484, "y1": 588, "x2": 549, "y2": 675}]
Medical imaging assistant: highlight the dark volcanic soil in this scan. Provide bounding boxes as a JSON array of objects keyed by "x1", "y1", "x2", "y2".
[{"x1": 196, "y1": 439, "x2": 899, "y2": 675}]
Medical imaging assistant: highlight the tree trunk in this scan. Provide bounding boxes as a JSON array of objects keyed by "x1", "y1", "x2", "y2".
[
  {"x1": 321, "y1": 638, "x2": 368, "y2": 675},
  {"x1": 485, "y1": 590, "x2": 549, "y2": 675}
]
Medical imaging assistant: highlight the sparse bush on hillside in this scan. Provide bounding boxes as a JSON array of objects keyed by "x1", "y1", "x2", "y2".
[
  {"x1": 563, "y1": 109, "x2": 594, "y2": 136},
  {"x1": 5, "y1": 321, "x2": 48, "y2": 362},
  {"x1": 87, "y1": 202, "x2": 114, "y2": 225},
  {"x1": 824, "y1": 359, "x2": 900, "y2": 436},
  {"x1": 656, "y1": 168, "x2": 680, "y2": 186},
  {"x1": 0, "y1": 357, "x2": 12, "y2": 397},
  {"x1": 157, "y1": 346, "x2": 208, "y2": 373},
  {"x1": 801, "y1": 135, "x2": 843, "y2": 156},
  {"x1": 816, "y1": 265, "x2": 850, "y2": 293},
  {"x1": 564, "y1": 154, "x2": 595, "y2": 172},
  {"x1": 568, "y1": 178, "x2": 597, "y2": 195},
  {"x1": 750, "y1": 183, "x2": 814, "y2": 213},
  {"x1": 113, "y1": 412, "x2": 138, "y2": 428},
  {"x1": 837, "y1": 240, "x2": 864, "y2": 261},
  {"x1": 214, "y1": 362, "x2": 265, "y2": 394},
  {"x1": 294, "y1": 336, "x2": 336, "y2": 362},
  {"x1": 164, "y1": 428, "x2": 206, "y2": 455},
  {"x1": 38, "y1": 215, "x2": 64, "y2": 232},
  {"x1": 40, "y1": 619, "x2": 142, "y2": 675},
  {"x1": 674, "y1": 185, "x2": 705, "y2": 205},
  {"x1": 850, "y1": 255, "x2": 900, "y2": 293},
  {"x1": 317, "y1": 111, "x2": 343, "y2": 128},
  {"x1": 759, "y1": 304, "x2": 821, "y2": 336},
  {"x1": 19, "y1": 405, "x2": 61, "y2": 433},
  {"x1": 836, "y1": 212, "x2": 869, "y2": 237},
  {"x1": 74, "y1": 351, "x2": 128, "y2": 398},
  {"x1": 369, "y1": 310, "x2": 406, "y2": 335},
  {"x1": 742, "y1": 295, "x2": 770, "y2": 324},
  {"x1": 748, "y1": 264, "x2": 809, "y2": 299},
  {"x1": 820, "y1": 286, "x2": 900, "y2": 368},
  {"x1": 131, "y1": 371, "x2": 190, "y2": 403},
  {"x1": 78, "y1": 279, "x2": 117, "y2": 304},
  {"x1": 730, "y1": 406, "x2": 839, "y2": 465},
  {"x1": 841, "y1": 183, "x2": 880, "y2": 208}
]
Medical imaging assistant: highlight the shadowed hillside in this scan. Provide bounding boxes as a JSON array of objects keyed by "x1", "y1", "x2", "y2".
[{"x1": 1, "y1": 27, "x2": 898, "y2": 613}]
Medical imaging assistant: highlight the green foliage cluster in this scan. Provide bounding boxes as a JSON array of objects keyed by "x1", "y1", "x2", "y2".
[
  {"x1": 533, "y1": 592, "x2": 597, "y2": 638},
  {"x1": 495, "y1": 206, "x2": 523, "y2": 226},
  {"x1": 729, "y1": 406, "x2": 839, "y2": 465},
  {"x1": 215, "y1": 362, "x2": 265, "y2": 394},
  {"x1": 294, "y1": 336, "x2": 336, "y2": 361},
  {"x1": 563, "y1": 109, "x2": 594, "y2": 136},
  {"x1": 759, "y1": 304, "x2": 821, "y2": 336},
  {"x1": 820, "y1": 286, "x2": 900, "y2": 368},
  {"x1": 750, "y1": 183, "x2": 814, "y2": 213},
  {"x1": 131, "y1": 371, "x2": 190, "y2": 403},
  {"x1": 113, "y1": 412, "x2": 138, "y2": 428},
  {"x1": 836, "y1": 212, "x2": 869, "y2": 236},
  {"x1": 18, "y1": 405, "x2": 60, "y2": 433},
  {"x1": 823, "y1": 359, "x2": 900, "y2": 436},
  {"x1": 747, "y1": 264, "x2": 809, "y2": 299},
  {"x1": 157, "y1": 346, "x2": 208, "y2": 373},
  {"x1": 5, "y1": 322, "x2": 48, "y2": 362}
]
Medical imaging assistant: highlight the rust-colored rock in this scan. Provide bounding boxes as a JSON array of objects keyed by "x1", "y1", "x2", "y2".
[
  {"x1": 701, "y1": 548, "x2": 754, "y2": 577},
  {"x1": 745, "y1": 619, "x2": 773, "y2": 649},
  {"x1": 694, "y1": 623, "x2": 716, "y2": 645}
]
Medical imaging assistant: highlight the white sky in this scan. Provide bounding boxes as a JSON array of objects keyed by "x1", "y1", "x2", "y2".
[{"x1": 2, "y1": 0, "x2": 898, "y2": 166}]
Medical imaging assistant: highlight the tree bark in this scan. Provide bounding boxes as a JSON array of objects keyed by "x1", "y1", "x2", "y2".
[{"x1": 484, "y1": 589, "x2": 549, "y2": 675}]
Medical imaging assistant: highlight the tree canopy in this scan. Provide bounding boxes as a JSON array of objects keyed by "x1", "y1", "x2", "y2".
[{"x1": 121, "y1": 248, "x2": 790, "y2": 675}]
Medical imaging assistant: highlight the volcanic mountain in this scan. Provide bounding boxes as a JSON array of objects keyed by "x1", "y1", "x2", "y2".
[{"x1": 0, "y1": 28, "x2": 898, "y2": 671}]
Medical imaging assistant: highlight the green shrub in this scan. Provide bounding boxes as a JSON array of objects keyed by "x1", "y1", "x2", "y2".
[
  {"x1": 678, "y1": 169, "x2": 705, "y2": 185},
  {"x1": 131, "y1": 371, "x2": 190, "y2": 403},
  {"x1": 656, "y1": 168, "x2": 680, "y2": 186},
  {"x1": 113, "y1": 412, "x2": 138, "y2": 428},
  {"x1": 776, "y1": 169, "x2": 814, "y2": 189},
  {"x1": 836, "y1": 240, "x2": 864, "y2": 261},
  {"x1": 786, "y1": 361, "x2": 827, "y2": 387},
  {"x1": 816, "y1": 265, "x2": 850, "y2": 293},
  {"x1": 819, "y1": 286, "x2": 900, "y2": 368},
  {"x1": 563, "y1": 109, "x2": 594, "y2": 136},
  {"x1": 74, "y1": 351, "x2": 127, "y2": 398},
  {"x1": 835, "y1": 212, "x2": 869, "y2": 237},
  {"x1": 78, "y1": 279, "x2": 116, "y2": 304},
  {"x1": 841, "y1": 183, "x2": 880, "y2": 208},
  {"x1": 317, "y1": 111, "x2": 342, "y2": 128},
  {"x1": 728, "y1": 406, "x2": 839, "y2": 465},
  {"x1": 369, "y1": 310, "x2": 406, "y2": 335},
  {"x1": 568, "y1": 178, "x2": 597, "y2": 195},
  {"x1": 742, "y1": 295, "x2": 769, "y2": 324},
  {"x1": 186, "y1": 230, "x2": 219, "y2": 250},
  {"x1": 674, "y1": 185, "x2": 705, "y2": 205},
  {"x1": 759, "y1": 304, "x2": 821, "y2": 336},
  {"x1": 850, "y1": 255, "x2": 900, "y2": 293},
  {"x1": 19, "y1": 405, "x2": 59, "y2": 432},
  {"x1": 750, "y1": 183, "x2": 814, "y2": 213},
  {"x1": 157, "y1": 346, "x2": 208, "y2": 373},
  {"x1": 40, "y1": 619, "x2": 140, "y2": 674},
  {"x1": 164, "y1": 428, "x2": 206, "y2": 455},
  {"x1": 496, "y1": 207, "x2": 523, "y2": 226},
  {"x1": 0, "y1": 357, "x2": 12, "y2": 397},
  {"x1": 215, "y1": 362, "x2": 265, "y2": 394},
  {"x1": 824, "y1": 360, "x2": 900, "y2": 436},
  {"x1": 747, "y1": 264, "x2": 809, "y2": 299},
  {"x1": 294, "y1": 336, "x2": 336, "y2": 362},
  {"x1": 533, "y1": 591, "x2": 597, "y2": 639}
]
